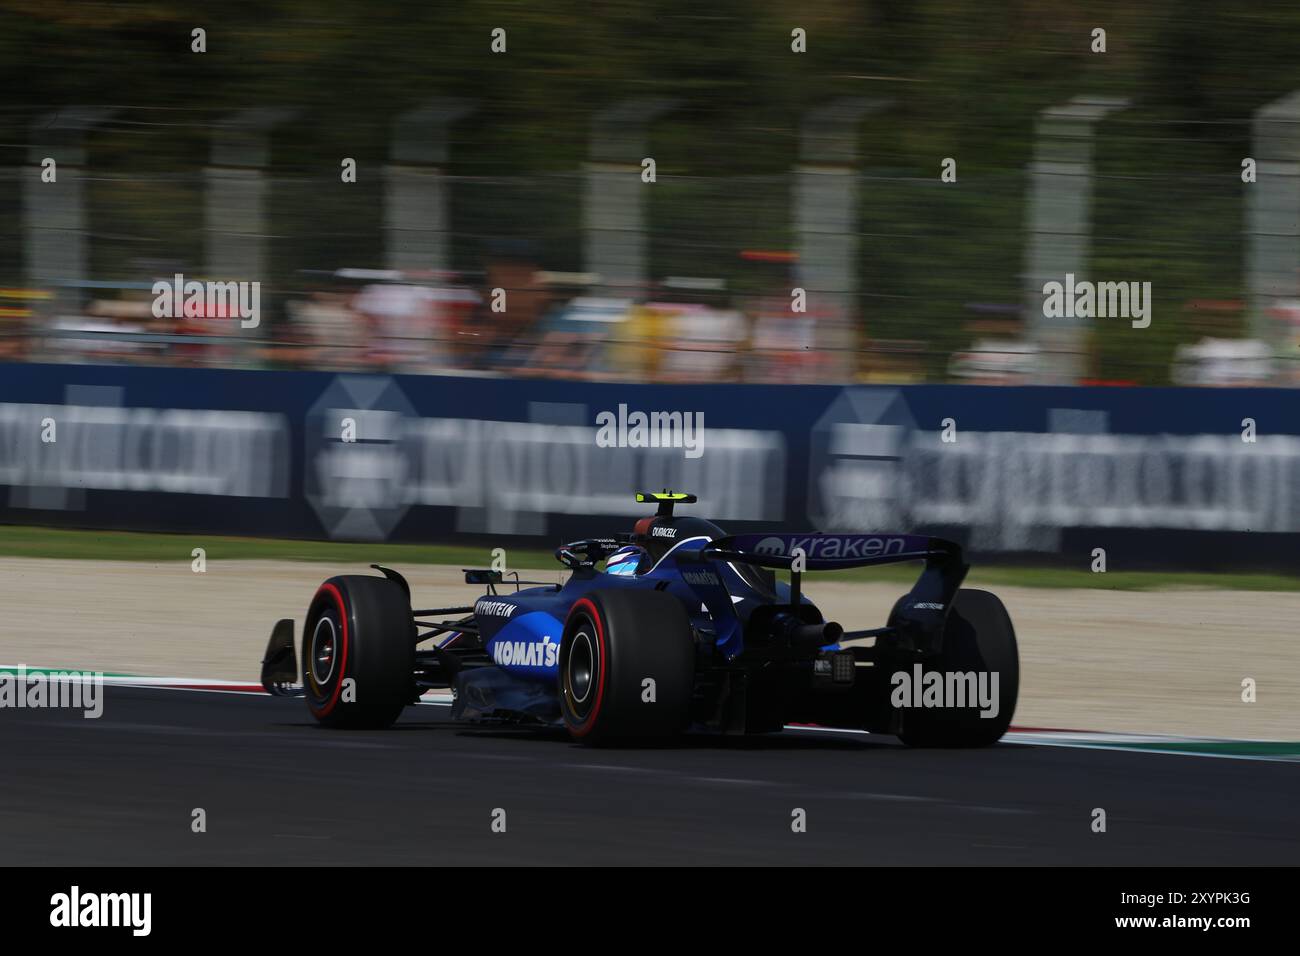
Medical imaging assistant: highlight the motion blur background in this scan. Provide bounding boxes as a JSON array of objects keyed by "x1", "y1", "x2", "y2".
[
  {"x1": 3, "y1": 1, "x2": 1300, "y2": 741},
  {"x1": 3, "y1": 0, "x2": 1300, "y2": 385}
]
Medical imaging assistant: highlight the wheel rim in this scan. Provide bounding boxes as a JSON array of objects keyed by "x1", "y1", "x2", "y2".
[
  {"x1": 309, "y1": 614, "x2": 338, "y2": 687},
  {"x1": 567, "y1": 629, "x2": 595, "y2": 708}
]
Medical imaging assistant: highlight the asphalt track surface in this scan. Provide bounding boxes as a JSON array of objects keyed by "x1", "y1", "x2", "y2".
[{"x1": 2, "y1": 686, "x2": 1296, "y2": 865}]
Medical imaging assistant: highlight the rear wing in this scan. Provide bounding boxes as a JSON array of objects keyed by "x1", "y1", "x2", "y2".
[
  {"x1": 703, "y1": 533, "x2": 960, "y2": 571},
  {"x1": 702, "y1": 532, "x2": 969, "y2": 652}
]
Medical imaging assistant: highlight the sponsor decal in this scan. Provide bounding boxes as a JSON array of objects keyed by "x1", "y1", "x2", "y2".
[
  {"x1": 681, "y1": 569, "x2": 722, "y2": 587},
  {"x1": 810, "y1": 386, "x2": 1300, "y2": 552},
  {"x1": 304, "y1": 376, "x2": 418, "y2": 540},
  {"x1": 651, "y1": 526, "x2": 677, "y2": 538},
  {"x1": 475, "y1": 599, "x2": 517, "y2": 618},
  {"x1": 490, "y1": 635, "x2": 559, "y2": 669},
  {"x1": 303, "y1": 376, "x2": 785, "y2": 539},
  {"x1": 0, "y1": 402, "x2": 288, "y2": 499},
  {"x1": 748, "y1": 535, "x2": 910, "y2": 560}
]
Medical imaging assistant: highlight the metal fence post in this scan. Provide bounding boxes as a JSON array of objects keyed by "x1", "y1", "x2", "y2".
[
  {"x1": 1023, "y1": 96, "x2": 1126, "y2": 384},
  {"x1": 24, "y1": 108, "x2": 116, "y2": 294},
  {"x1": 584, "y1": 97, "x2": 677, "y2": 295},
  {"x1": 796, "y1": 97, "x2": 883, "y2": 382},
  {"x1": 206, "y1": 108, "x2": 294, "y2": 284},
  {"x1": 386, "y1": 99, "x2": 474, "y2": 274},
  {"x1": 1248, "y1": 90, "x2": 1300, "y2": 349}
]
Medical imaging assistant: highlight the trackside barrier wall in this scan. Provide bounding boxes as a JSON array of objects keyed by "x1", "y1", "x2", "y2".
[{"x1": 1, "y1": 362, "x2": 1298, "y2": 570}]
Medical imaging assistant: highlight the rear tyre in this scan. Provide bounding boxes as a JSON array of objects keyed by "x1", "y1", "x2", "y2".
[
  {"x1": 895, "y1": 589, "x2": 1018, "y2": 748},
  {"x1": 558, "y1": 589, "x2": 695, "y2": 744},
  {"x1": 303, "y1": 575, "x2": 415, "y2": 729}
]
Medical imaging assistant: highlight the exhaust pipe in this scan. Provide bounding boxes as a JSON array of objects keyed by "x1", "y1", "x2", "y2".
[{"x1": 785, "y1": 619, "x2": 844, "y2": 646}]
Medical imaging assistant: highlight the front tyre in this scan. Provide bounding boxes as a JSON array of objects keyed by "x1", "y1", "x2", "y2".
[
  {"x1": 559, "y1": 589, "x2": 695, "y2": 744},
  {"x1": 303, "y1": 575, "x2": 415, "y2": 729},
  {"x1": 895, "y1": 588, "x2": 1019, "y2": 748}
]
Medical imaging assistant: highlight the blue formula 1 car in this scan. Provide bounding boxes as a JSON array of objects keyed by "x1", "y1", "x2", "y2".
[{"x1": 260, "y1": 492, "x2": 1019, "y2": 746}]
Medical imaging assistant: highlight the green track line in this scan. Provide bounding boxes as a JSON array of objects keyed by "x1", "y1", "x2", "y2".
[
  {"x1": 0, "y1": 666, "x2": 135, "y2": 677},
  {"x1": 1044, "y1": 738, "x2": 1300, "y2": 760},
  {"x1": 1136, "y1": 740, "x2": 1300, "y2": 757}
]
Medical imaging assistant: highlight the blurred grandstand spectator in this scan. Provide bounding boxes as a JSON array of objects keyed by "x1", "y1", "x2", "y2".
[
  {"x1": 350, "y1": 272, "x2": 446, "y2": 371},
  {"x1": 1268, "y1": 300, "x2": 1300, "y2": 385},
  {"x1": 1171, "y1": 338, "x2": 1274, "y2": 386},
  {"x1": 949, "y1": 339, "x2": 1040, "y2": 384},
  {"x1": 13, "y1": 269, "x2": 1296, "y2": 387},
  {"x1": 467, "y1": 240, "x2": 553, "y2": 374},
  {"x1": 649, "y1": 278, "x2": 746, "y2": 383},
  {"x1": 531, "y1": 276, "x2": 624, "y2": 379},
  {"x1": 948, "y1": 306, "x2": 1038, "y2": 384},
  {"x1": 1162, "y1": 299, "x2": 1283, "y2": 387},
  {"x1": 0, "y1": 289, "x2": 46, "y2": 362},
  {"x1": 285, "y1": 281, "x2": 365, "y2": 370},
  {"x1": 47, "y1": 296, "x2": 153, "y2": 365},
  {"x1": 740, "y1": 252, "x2": 824, "y2": 384}
]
